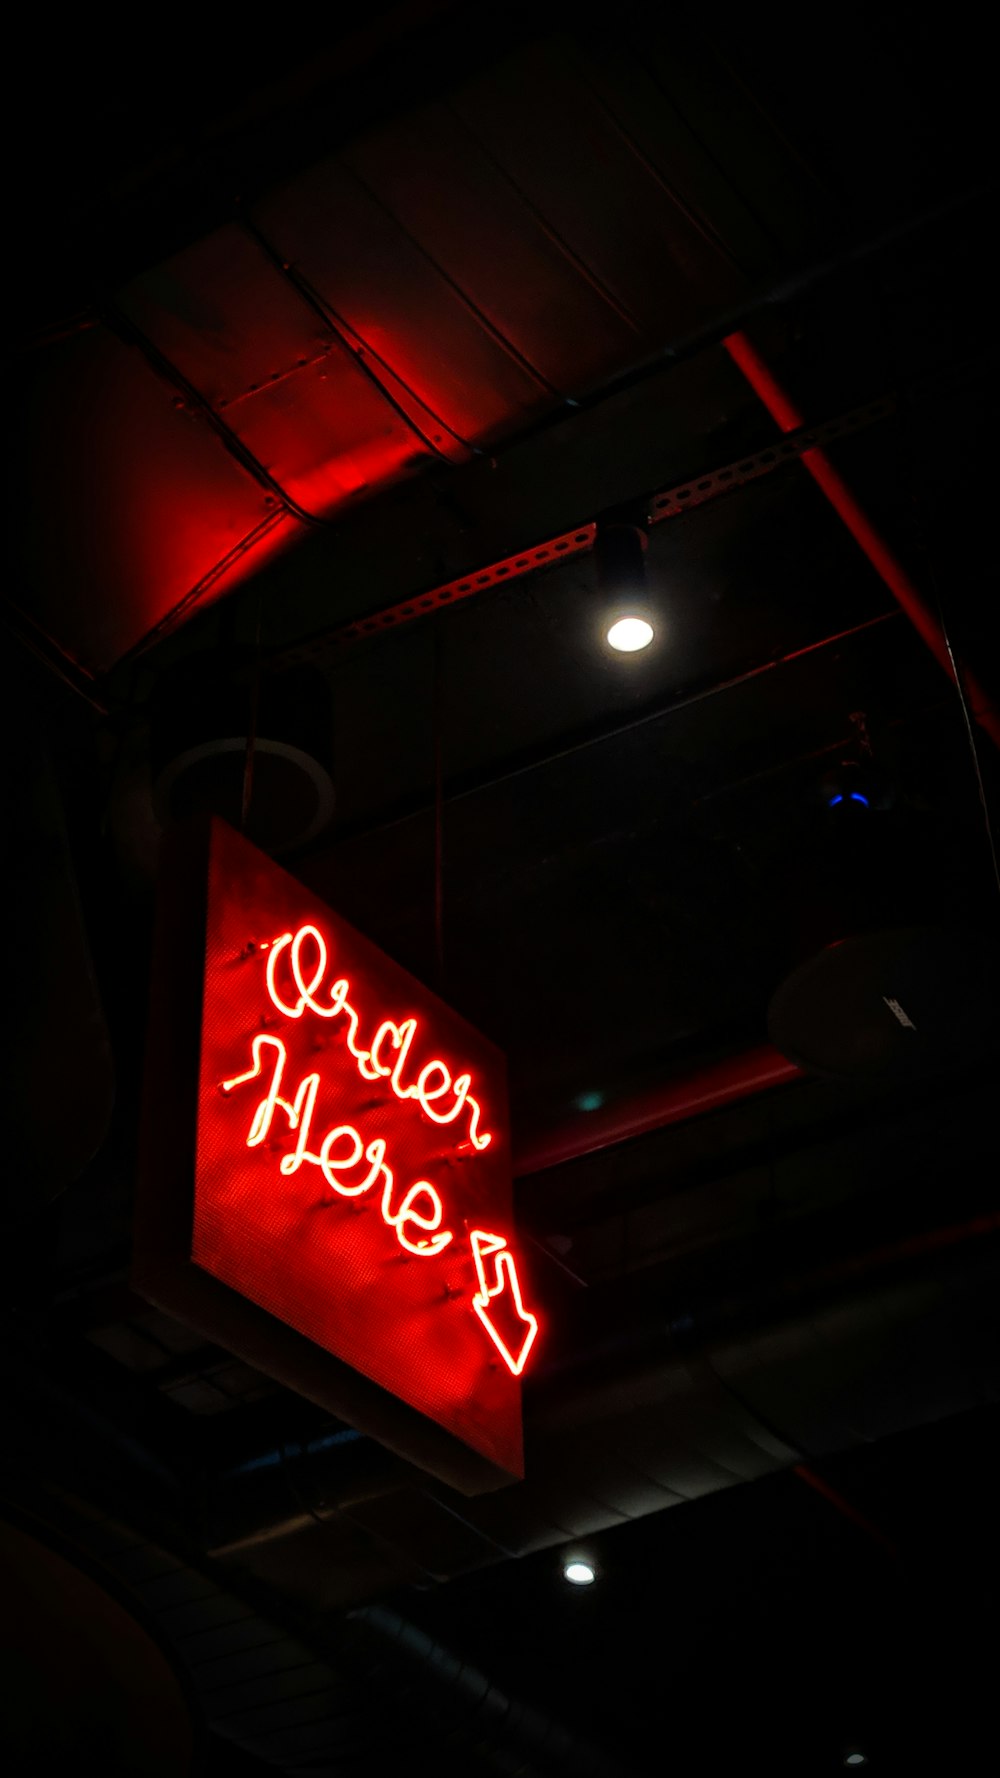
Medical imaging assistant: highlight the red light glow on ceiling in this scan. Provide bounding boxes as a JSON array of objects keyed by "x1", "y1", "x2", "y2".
[{"x1": 192, "y1": 821, "x2": 534, "y2": 1476}]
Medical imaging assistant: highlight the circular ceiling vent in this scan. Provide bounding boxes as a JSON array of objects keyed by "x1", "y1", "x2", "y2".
[{"x1": 150, "y1": 658, "x2": 334, "y2": 855}]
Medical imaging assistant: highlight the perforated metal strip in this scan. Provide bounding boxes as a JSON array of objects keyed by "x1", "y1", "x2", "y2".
[
  {"x1": 278, "y1": 525, "x2": 597, "y2": 664},
  {"x1": 278, "y1": 394, "x2": 895, "y2": 665},
  {"x1": 647, "y1": 393, "x2": 897, "y2": 523}
]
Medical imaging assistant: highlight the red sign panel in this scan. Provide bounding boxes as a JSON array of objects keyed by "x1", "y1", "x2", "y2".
[{"x1": 136, "y1": 819, "x2": 535, "y2": 1484}]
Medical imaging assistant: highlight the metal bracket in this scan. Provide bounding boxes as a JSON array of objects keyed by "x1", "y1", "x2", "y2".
[
  {"x1": 278, "y1": 524, "x2": 597, "y2": 665},
  {"x1": 276, "y1": 393, "x2": 896, "y2": 667},
  {"x1": 647, "y1": 393, "x2": 896, "y2": 522}
]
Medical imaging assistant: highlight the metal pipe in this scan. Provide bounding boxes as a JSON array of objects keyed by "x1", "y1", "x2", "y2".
[
  {"x1": 348, "y1": 1604, "x2": 637, "y2": 1778},
  {"x1": 514, "y1": 1044, "x2": 803, "y2": 1176},
  {"x1": 793, "y1": 1463, "x2": 900, "y2": 1562},
  {"x1": 723, "y1": 330, "x2": 1000, "y2": 748}
]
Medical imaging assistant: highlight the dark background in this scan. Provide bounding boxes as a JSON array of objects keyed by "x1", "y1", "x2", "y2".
[{"x1": 3, "y1": 6, "x2": 998, "y2": 1774}]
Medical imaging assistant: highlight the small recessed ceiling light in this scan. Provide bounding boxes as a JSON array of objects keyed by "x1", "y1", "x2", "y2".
[
  {"x1": 574, "y1": 1090, "x2": 604, "y2": 1112},
  {"x1": 844, "y1": 1754, "x2": 867, "y2": 1767},
  {"x1": 607, "y1": 616, "x2": 654, "y2": 653},
  {"x1": 563, "y1": 1559, "x2": 596, "y2": 1586}
]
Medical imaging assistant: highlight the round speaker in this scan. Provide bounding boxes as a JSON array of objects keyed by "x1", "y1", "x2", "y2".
[{"x1": 767, "y1": 924, "x2": 1000, "y2": 1081}]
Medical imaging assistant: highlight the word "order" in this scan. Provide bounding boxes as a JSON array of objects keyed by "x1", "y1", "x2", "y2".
[
  {"x1": 262, "y1": 924, "x2": 491, "y2": 1151},
  {"x1": 218, "y1": 921, "x2": 537, "y2": 1375}
]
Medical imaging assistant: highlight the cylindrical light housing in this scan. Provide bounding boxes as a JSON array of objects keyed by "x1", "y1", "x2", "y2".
[{"x1": 594, "y1": 521, "x2": 655, "y2": 651}]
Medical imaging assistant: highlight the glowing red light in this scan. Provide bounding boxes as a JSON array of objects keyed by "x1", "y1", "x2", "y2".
[
  {"x1": 470, "y1": 1231, "x2": 539, "y2": 1377},
  {"x1": 261, "y1": 922, "x2": 492, "y2": 1149},
  {"x1": 187, "y1": 821, "x2": 536, "y2": 1476},
  {"x1": 222, "y1": 1027, "x2": 455, "y2": 1257}
]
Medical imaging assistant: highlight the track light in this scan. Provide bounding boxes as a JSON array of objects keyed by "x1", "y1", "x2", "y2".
[{"x1": 595, "y1": 520, "x2": 655, "y2": 654}]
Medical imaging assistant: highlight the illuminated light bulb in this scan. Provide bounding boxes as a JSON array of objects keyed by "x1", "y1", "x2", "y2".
[
  {"x1": 844, "y1": 1757, "x2": 867, "y2": 1768},
  {"x1": 595, "y1": 519, "x2": 653, "y2": 655},
  {"x1": 263, "y1": 923, "x2": 492, "y2": 1150},
  {"x1": 219, "y1": 932, "x2": 545, "y2": 1366},
  {"x1": 606, "y1": 616, "x2": 653, "y2": 653},
  {"x1": 563, "y1": 1560, "x2": 596, "y2": 1586}
]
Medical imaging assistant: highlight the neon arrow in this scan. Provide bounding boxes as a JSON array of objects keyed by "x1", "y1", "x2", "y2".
[{"x1": 469, "y1": 1230, "x2": 539, "y2": 1377}]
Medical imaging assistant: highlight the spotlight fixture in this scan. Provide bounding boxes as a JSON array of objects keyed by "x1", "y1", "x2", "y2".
[
  {"x1": 563, "y1": 1559, "x2": 596, "y2": 1586},
  {"x1": 595, "y1": 518, "x2": 655, "y2": 654},
  {"x1": 607, "y1": 616, "x2": 653, "y2": 653}
]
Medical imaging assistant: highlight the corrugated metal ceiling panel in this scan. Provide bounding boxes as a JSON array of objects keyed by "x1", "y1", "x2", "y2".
[
  {"x1": 342, "y1": 103, "x2": 641, "y2": 394},
  {"x1": 15, "y1": 326, "x2": 290, "y2": 673},
  {"x1": 451, "y1": 41, "x2": 742, "y2": 335},
  {"x1": 15, "y1": 30, "x2": 832, "y2": 676},
  {"x1": 120, "y1": 225, "x2": 434, "y2": 519},
  {"x1": 253, "y1": 156, "x2": 552, "y2": 445},
  {"x1": 120, "y1": 225, "x2": 334, "y2": 411}
]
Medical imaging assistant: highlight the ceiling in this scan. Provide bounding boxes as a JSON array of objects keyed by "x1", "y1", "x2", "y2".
[{"x1": 4, "y1": 8, "x2": 999, "y2": 1776}]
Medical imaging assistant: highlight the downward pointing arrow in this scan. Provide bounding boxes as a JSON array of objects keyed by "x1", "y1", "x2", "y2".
[{"x1": 469, "y1": 1230, "x2": 539, "y2": 1377}]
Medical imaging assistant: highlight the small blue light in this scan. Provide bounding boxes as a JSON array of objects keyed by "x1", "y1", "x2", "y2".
[
  {"x1": 575, "y1": 1090, "x2": 604, "y2": 1112},
  {"x1": 828, "y1": 794, "x2": 843, "y2": 807},
  {"x1": 849, "y1": 792, "x2": 869, "y2": 807}
]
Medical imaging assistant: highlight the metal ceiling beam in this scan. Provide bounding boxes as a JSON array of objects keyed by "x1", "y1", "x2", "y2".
[
  {"x1": 514, "y1": 1044, "x2": 803, "y2": 1176},
  {"x1": 275, "y1": 393, "x2": 896, "y2": 668},
  {"x1": 317, "y1": 608, "x2": 901, "y2": 848},
  {"x1": 724, "y1": 329, "x2": 1000, "y2": 749}
]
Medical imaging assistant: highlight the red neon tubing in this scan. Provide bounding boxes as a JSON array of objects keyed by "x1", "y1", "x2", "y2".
[{"x1": 218, "y1": 920, "x2": 537, "y2": 1376}]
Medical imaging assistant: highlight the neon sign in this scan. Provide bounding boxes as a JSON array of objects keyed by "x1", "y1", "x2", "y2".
[
  {"x1": 470, "y1": 1231, "x2": 538, "y2": 1377},
  {"x1": 215, "y1": 920, "x2": 538, "y2": 1355},
  {"x1": 137, "y1": 818, "x2": 536, "y2": 1482}
]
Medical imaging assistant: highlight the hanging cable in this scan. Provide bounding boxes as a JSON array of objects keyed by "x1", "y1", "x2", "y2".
[
  {"x1": 432, "y1": 623, "x2": 445, "y2": 984},
  {"x1": 241, "y1": 592, "x2": 263, "y2": 832},
  {"x1": 861, "y1": 252, "x2": 1000, "y2": 903},
  {"x1": 934, "y1": 591, "x2": 1000, "y2": 900},
  {"x1": 723, "y1": 329, "x2": 1000, "y2": 749}
]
